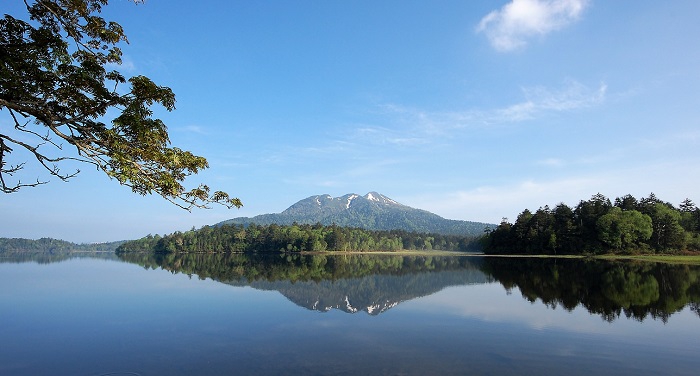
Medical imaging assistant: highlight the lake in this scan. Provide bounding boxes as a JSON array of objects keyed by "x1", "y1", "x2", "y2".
[{"x1": 2, "y1": 253, "x2": 699, "y2": 375}]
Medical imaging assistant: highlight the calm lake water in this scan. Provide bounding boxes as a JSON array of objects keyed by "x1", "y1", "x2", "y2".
[{"x1": 2, "y1": 253, "x2": 700, "y2": 376}]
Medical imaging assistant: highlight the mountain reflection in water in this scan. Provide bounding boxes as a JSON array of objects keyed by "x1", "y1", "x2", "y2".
[
  {"x1": 116, "y1": 252, "x2": 700, "y2": 322},
  {"x1": 118, "y1": 253, "x2": 489, "y2": 315}
]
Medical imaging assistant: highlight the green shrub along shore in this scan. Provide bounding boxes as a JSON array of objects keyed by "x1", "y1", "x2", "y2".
[{"x1": 483, "y1": 193, "x2": 700, "y2": 255}]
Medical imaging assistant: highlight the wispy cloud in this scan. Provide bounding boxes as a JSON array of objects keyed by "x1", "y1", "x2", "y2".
[
  {"x1": 252, "y1": 80, "x2": 607, "y2": 191},
  {"x1": 179, "y1": 125, "x2": 208, "y2": 135},
  {"x1": 360, "y1": 80, "x2": 606, "y2": 145},
  {"x1": 350, "y1": 124, "x2": 433, "y2": 147},
  {"x1": 538, "y1": 158, "x2": 566, "y2": 167},
  {"x1": 407, "y1": 176, "x2": 601, "y2": 223},
  {"x1": 280, "y1": 158, "x2": 402, "y2": 190},
  {"x1": 496, "y1": 80, "x2": 606, "y2": 121},
  {"x1": 476, "y1": 0, "x2": 589, "y2": 52},
  {"x1": 402, "y1": 148, "x2": 700, "y2": 224},
  {"x1": 106, "y1": 55, "x2": 136, "y2": 72}
]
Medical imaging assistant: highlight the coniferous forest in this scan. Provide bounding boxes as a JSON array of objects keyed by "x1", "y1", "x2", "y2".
[
  {"x1": 116, "y1": 223, "x2": 480, "y2": 254},
  {"x1": 483, "y1": 193, "x2": 700, "y2": 255}
]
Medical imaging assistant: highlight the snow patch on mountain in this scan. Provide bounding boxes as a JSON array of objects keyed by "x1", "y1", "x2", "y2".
[
  {"x1": 346, "y1": 194, "x2": 359, "y2": 209},
  {"x1": 344, "y1": 296, "x2": 358, "y2": 313},
  {"x1": 367, "y1": 304, "x2": 380, "y2": 314},
  {"x1": 364, "y1": 192, "x2": 403, "y2": 206}
]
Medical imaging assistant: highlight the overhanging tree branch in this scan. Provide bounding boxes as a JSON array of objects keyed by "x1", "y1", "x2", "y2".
[{"x1": 1, "y1": 0, "x2": 242, "y2": 209}]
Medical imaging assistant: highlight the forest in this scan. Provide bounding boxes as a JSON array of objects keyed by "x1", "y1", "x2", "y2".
[
  {"x1": 483, "y1": 193, "x2": 700, "y2": 255},
  {"x1": 116, "y1": 223, "x2": 480, "y2": 254},
  {"x1": 0, "y1": 238, "x2": 123, "y2": 255}
]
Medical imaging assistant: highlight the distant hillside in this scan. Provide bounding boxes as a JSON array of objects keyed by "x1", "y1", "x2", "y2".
[
  {"x1": 218, "y1": 192, "x2": 493, "y2": 236},
  {"x1": 0, "y1": 237, "x2": 125, "y2": 254}
]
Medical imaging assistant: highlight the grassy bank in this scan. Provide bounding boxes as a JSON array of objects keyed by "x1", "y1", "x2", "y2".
[
  {"x1": 478, "y1": 253, "x2": 700, "y2": 264},
  {"x1": 300, "y1": 249, "x2": 480, "y2": 257},
  {"x1": 595, "y1": 254, "x2": 700, "y2": 264},
  {"x1": 302, "y1": 250, "x2": 700, "y2": 264}
]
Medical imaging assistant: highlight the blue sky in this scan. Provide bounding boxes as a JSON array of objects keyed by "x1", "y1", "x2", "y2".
[{"x1": 2, "y1": 0, "x2": 700, "y2": 243}]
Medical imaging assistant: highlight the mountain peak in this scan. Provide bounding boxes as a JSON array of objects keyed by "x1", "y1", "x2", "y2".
[
  {"x1": 305, "y1": 192, "x2": 403, "y2": 210},
  {"x1": 364, "y1": 192, "x2": 403, "y2": 206},
  {"x1": 219, "y1": 191, "x2": 494, "y2": 236}
]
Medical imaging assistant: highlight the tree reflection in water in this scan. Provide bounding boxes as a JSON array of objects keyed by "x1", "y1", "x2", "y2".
[
  {"x1": 481, "y1": 257, "x2": 700, "y2": 322},
  {"x1": 116, "y1": 252, "x2": 700, "y2": 322}
]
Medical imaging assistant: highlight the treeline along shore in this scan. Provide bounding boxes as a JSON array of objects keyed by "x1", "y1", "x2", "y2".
[
  {"x1": 116, "y1": 223, "x2": 481, "y2": 254},
  {"x1": 483, "y1": 193, "x2": 700, "y2": 255},
  {"x1": 0, "y1": 238, "x2": 124, "y2": 255}
]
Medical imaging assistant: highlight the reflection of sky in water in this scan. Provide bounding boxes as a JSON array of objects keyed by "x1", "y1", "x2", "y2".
[
  {"x1": 2, "y1": 259, "x2": 700, "y2": 376},
  {"x1": 405, "y1": 282, "x2": 699, "y2": 335}
]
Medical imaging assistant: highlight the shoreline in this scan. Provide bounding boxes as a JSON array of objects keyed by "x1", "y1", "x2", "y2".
[
  {"x1": 112, "y1": 249, "x2": 700, "y2": 264},
  {"x1": 303, "y1": 251, "x2": 700, "y2": 264}
]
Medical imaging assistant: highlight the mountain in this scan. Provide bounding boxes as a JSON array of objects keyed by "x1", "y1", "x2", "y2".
[
  {"x1": 239, "y1": 268, "x2": 490, "y2": 315},
  {"x1": 218, "y1": 192, "x2": 493, "y2": 236}
]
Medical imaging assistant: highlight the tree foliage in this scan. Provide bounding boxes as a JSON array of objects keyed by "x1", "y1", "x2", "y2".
[
  {"x1": 484, "y1": 193, "x2": 700, "y2": 254},
  {"x1": 0, "y1": 0, "x2": 240, "y2": 209},
  {"x1": 116, "y1": 223, "x2": 480, "y2": 254},
  {"x1": 596, "y1": 207, "x2": 652, "y2": 250}
]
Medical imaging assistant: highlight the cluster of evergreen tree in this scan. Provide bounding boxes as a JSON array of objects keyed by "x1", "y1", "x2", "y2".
[
  {"x1": 484, "y1": 193, "x2": 700, "y2": 255},
  {"x1": 116, "y1": 223, "x2": 479, "y2": 254}
]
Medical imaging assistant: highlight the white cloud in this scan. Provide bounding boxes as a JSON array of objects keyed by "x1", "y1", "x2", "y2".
[
  {"x1": 352, "y1": 125, "x2": 432, "y2": 146},
  {"x1": 495, "y1": 80, "x2": 606, "y2": 121},
  {"x1": 307, "y1": 80, "x2": 607, "y2": 165},
  {"x1": 402, "y1": 153, "x2": 700, "y2": 224},
  {"x1": 476, "y1": 0, "x2": 589, "y2": 52},
  {"x1": 371, "y1": 80, "x2": 606, "y2": 142},
  {"x1": 179, "y1": 125, "x2": 208, "y2": 134},
  {"x1": 538, "y1": 158, "x2": 566, "y2": 167},
  {"x1": 408, "y1": 176, "x2": 601, "y2": 223}
]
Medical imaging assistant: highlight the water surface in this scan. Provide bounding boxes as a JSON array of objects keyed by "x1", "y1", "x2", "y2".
[{"x1": 2, "y1": 254, "x2": 699, "y2": 375}]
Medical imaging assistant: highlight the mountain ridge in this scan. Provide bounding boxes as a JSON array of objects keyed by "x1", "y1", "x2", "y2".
[
  {"x1": 229, "y1": 268, "x2": 489, "y2": 315},
  {"x1": 218, "y1": 192, "x2": 493, "y2": 236}
]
